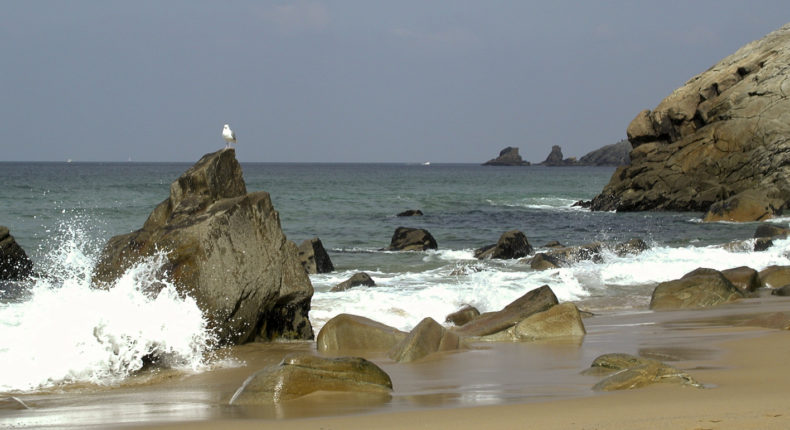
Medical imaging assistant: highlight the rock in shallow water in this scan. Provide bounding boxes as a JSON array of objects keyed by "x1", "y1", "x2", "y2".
[
  {"x1": 586, "y1": 353, "x2": 702, "y2": 391},
  {"x1": 316, "y1": 314, "x2": 407, "y2": 353},
  {"x1": 298, "y1": 237, "x2": 334, "y2": 274},
  {"x1": 92, "y1": 149, "x2": 314, "y2": 345},
  {"x1": 386, "y1": 227, "x2": 438, "y2": 251},
  {"x1": 229, "y1": 354, "x2": 392, "y2": 405},
  {"x1": 388, "y1": 317, "x2": 460, "y2": 363},
  {"x1": 649, "y1": 268, "x2": 743, "y2": 310},
  {"x1": 0, "y1": 226, "x2": 33, "y2": 281}
]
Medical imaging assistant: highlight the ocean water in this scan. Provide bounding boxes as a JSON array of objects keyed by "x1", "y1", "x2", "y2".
[{"x1": 0, "y1": 161, "x2": 787, "y2": 393}]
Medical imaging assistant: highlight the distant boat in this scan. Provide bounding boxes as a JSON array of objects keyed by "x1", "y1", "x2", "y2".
[
  {"x1": 66, "y1": 159, "x2": 72, "y2": 163},
  {"x1": 423, "y1": 161, "x2": 431, "y2": 166}
]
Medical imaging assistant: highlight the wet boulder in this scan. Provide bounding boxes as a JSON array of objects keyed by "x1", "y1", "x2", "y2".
[
  {"x1": 92, "y1": 149, "x2": 314, "y2": 345},
  {"x1": 474, "y1": 230, "x2": 533, "y2": 260},
  {"x1": 389, "y1": 317, "x2": 460, "y2": 363},
  {"x1": 613, "y1": 238, "x2": 650, "y2": 257},
  {"x1": 720, "y1": 266, "x2": 761, "y2": 293},
  {"x1": 482, "y1": 302, "x2": 586, "y2": 342},
  {"x1": 754, "y1": 223, "x2": 790, "y2": 239},
  {"x1": 759, "y1": 265, "x2": 790, "y2": 289},
  {"x1": 229, "y1": 354, "x2": 392, "y2": 405},
  {"x1": 0, "y1": 226, "x2": 33, "y2": 281},
  {"x1": 445, "y1": 305, "x2": 480, "y2": 326},
  {"x1": 298, "y1": 237, "x2": 334, "y2": 274},
  {"x1": 330, "y1": 272, "x2": 375, "y2": 292},
  {"x1": 649, "y1": 268, "x2": 743, "y2": 310},
  {"x1": 528, "y1": 253, "x2": 561, "y2": 270},
  {"x1": 586, "y1": 353, "x2": 702, "y2": 391},
  {"x1": 396, "y1": 209, "x2": 423, "y2": 217},
  {"x1": 387, "y1": 227, "x2": 438, "y2": 251},
  {"x1": 452, "y1": 285, "x2": 559, "y2": 337},
  {"x1": 527, "y1": 242, "x2": 602, "y2": 270},
  {"x1": 703, "y1": 189, "x2": 783, "y2": 223},
  {"x1": 317, "y1": 314, "x2": 407, "y2": 353}
]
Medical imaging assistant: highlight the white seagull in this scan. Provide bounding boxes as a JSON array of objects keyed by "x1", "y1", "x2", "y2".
[{"x1": 222, "y1": 124, "x2": 237, "y2": 148}]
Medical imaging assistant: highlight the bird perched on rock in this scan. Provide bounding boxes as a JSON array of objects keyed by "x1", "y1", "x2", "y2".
[{"x1": 222, "y1": 124, "x2": 236, "y2": 148}]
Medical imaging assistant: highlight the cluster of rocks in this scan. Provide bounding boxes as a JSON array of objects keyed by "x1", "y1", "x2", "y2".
[
  {"x1": 589, "y1": 23, "x2": 790, "y2": 222},
  {"x1": 482, "y1": 142, "x2": 631, "y2": 167},
  {"x1": 482, "y1": 146, "x2": 531, "y2": 166}
]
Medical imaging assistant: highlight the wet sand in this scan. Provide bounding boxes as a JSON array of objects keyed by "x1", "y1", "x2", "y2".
[{"x1": 3, "y1": 296, "x2": 790, "y2": 429}]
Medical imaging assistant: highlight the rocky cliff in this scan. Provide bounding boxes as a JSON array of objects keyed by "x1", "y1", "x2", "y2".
[
  {"x1": 482, "y1": 147, "x2": 530, "y2": 166},
  {"x1": 590, "y1": 23, "x2": 790, "y2": 220},
  {"x1": 92, "y1": 148, "x2": 314, "y2": 344}
]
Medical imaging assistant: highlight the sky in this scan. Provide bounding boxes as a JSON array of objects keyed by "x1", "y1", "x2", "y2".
[{"x1": 1, "y1": 1, "x2": 788, "y2": 163}]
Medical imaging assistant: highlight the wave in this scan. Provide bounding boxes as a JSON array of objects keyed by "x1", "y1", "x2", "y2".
[{"x1": 0, "y1": 221, "x2": 214, "y2": 393}]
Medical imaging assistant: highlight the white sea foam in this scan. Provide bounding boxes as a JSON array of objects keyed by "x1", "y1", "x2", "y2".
[{"x1": 0, "y1": 224, "x2": 213, "y2": 393}]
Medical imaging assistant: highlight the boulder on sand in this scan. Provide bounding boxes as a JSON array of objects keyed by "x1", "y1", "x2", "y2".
[
  {"x1": 585, "y1": 353, "x2": 702, "y2": 391},
  {"x1": 298, "y1": 237, "x2": 334, "y2": 274},
  {"x1": 452, "y1": 285, "x2": 559, "y2": 337},
  {"x1": 388, "y1": 317, "x2": 461, "y2": 363},
  {"x1": 386, "y1": 227, "x2": 438, "y2": 251},
  {"x1": 0, "y1": 226, "x2": 33, "y2": 281},
  {"x1": 316, "y1": 314, "x2": 407, "y2": 353},
  {"x1": 759, "y1": 265, "x2": 790, "y2": 289},
  {"x1": 229, "y1": 354, "x2": 392, "y2": 405},
  {"x1": 649, "y1": 268, "x2": 743, "y2": 310},
  {"x1": 474, "y1": 230, "x2": 533, "y2": 260},
  {"x1": 481, "y1": 302, "x2": 586, "y2": 342},
  {"x1": 720, "y1": 266, "x2": 761, "y2": 293},
  {"x1": 92, "y1": 148, "x2": 314, "y2": 345}
]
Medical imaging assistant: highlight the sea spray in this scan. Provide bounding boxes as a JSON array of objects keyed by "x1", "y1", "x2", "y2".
[{"x1": 0, "y1": 223, "x2": 214, "y2": 393}]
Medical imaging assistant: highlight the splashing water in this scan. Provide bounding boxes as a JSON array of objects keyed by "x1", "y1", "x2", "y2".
[{"x1": 0, "y1": 220, "x2": 214, "y2": 393}]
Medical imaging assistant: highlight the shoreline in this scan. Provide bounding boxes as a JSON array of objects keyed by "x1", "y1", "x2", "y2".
[{"x1": 5, "y1": 296, "x2": 790, "y2": 429}]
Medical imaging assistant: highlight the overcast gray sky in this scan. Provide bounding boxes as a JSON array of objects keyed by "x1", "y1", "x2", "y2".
[{"x1": 2, "y1": 1, "x2": 788, "y2": 163}]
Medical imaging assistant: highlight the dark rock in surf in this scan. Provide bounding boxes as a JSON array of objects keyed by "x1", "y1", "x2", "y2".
[
  {"x1": 388, "y1": 317, "x2": 461, "y2": 363},
  {"x1": 771, "y1": 286, "x2": 790, "y2": 297},
  {"x1": 330, "y1": 272, "x2": 375, "y2": 292},
  {"x1": 316, "y1": 314, "x2": 407, "y2": 353},
  {"x1": 482, "y1": 147, "x2": 531, "y2": 166},
  {"x1": 92, "y1": 148, "x2": 314, "y2": 345},
  {"x1": 451, "y1": 285, "x2": 559, "y2": 337},
  {"x1": 396, "y1": 209, "x2": 424, "y2": 217},
  {"x1": 474, "y1": 230, "x2": 533, "y2": 260},
  {"x1": 754, "y1": 223, "x2": 790, "y2": 239},
  {"x1": 229, "y1": 354, "x2": 392, "y2": 405},
  {"x1": 649, "y1": 268, "x2": 743, "y2": 310},
  {"x1": 298, "y1": 237, "x2": 334, "y2": 274},
  {"x1": 754, "y1": 237, "x2": 774, "y2": 252},
  {"x1": 445, "y1": 305, "x2": 480, "y2": 326},
  {"x1": 529, "y1": 253, "x2": 561, "y2": 270},
  {"x1": 387, "y1": 227, "x2": 438, "y2": 251},
  {"x1": 0, "y1": 226, "x2": 33, "y2": 281},
  {"x1": 613, "y1": 238, "x2": 650, "y2": 257}
]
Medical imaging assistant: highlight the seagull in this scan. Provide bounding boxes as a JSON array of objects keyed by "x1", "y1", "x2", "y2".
[{"x1": 222, "y1": 124, "x2": 236, "y2": 148}]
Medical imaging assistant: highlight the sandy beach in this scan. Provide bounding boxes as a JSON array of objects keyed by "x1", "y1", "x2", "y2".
[{"x1": 3, "y1": 295, "x2": 788, "y2": 429}]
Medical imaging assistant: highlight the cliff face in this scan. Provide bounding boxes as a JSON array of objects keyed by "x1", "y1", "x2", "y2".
[
  {"x1": 483, "y1": 147, "x2": 531, "y2": 166},
  {"x1": 590, "y1": 23, "x2": 790, "y2": 220}
]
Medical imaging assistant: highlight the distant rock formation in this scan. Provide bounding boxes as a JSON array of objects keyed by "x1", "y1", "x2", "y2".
[
  {"x1": 482, "y1": 147, "x2": 530, "y2": 166},
  {"x1": 539, "y1": 145, "x2": 577, "y2": 166},
  {"x1": 0, "y1": 226, "x2": 33, "y2": 281},
  {"x1": 92, "y1": 148, "x2": 314, "y2": 345},
  {"x1": 589, "y1": 23, "x2": 790, "y2": 221},
  {"x1": 578, "y1": 140, "x2": 631, "y2": 166}
]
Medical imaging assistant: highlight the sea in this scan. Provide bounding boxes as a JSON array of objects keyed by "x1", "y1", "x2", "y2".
[{"x1": 1, "y1": 161, "x2": 788, "y2": 395}]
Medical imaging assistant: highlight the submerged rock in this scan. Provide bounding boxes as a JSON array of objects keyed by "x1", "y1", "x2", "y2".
[
  {"x1": 0, "y1": 226, "x2": 33, "y2": 281},
  {"x1": 229, "y1": 354, "x2": 392, "y2": 405},
  {"x1": 590, "y1": 24, "x2": 790, "y2": 219},
  {"x1": 316, "y1": 314, "x2": 407, "y2": 353},
  {"x1": 482, "y1": 146, "x2": 530, "y2": 166},
  {"x1": 389, "y1": 317, "x2": 460, "y2": 363},
  {"x1": 92, "y1": 149, "x2": 314, "y2": 345},
  {"x1": 474, "y1": 230, "x2": 533, "y2": 260},
  {"x1": 754, "y1": 223, "x2": 790, "y2": 239},
  {"x1": 586, "y1": 353, "x2": 702, "y2": 391},
  {"x1": 386, "y1": 227, "x2": 438, "y2": 251},
  {"x1": 650, "y1": 268, "x2": 744, "y2": 310},
  {"x1": 298, "y1": 237, "x2": 334, "y2": 274},
  {"x1": 396, "y1": 209, "x2": 423, "y2": 217},
  {"x1": 330, "y1": 272, "x2": 375, "y2": 292}
]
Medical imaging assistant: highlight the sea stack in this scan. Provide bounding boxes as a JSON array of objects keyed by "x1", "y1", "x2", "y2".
[
  {"x1": 483, "y1": 147, "x2": 531, "y2": 166},
  {"x1": 589, "y1": 23, "x2": 790, "y2": 221},
  {"x1": 92, "y1": 148, "x2": 314, "y2": 345}
]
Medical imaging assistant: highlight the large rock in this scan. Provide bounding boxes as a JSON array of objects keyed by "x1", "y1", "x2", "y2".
[
  {"x1": 720, "y1": 266, "x2": 761, "y2": 293},
  {"x1": 759, "y1": 265, "x2": 790, "y2": 289},
  {"x1": 445, "y1": 305, "x2": 480, "y2": 326},
  {"x1": 386, "y1": 227, "x2": 438, "y2": 251},
  {"x1": 540, "y1": 145, "x2": 577, "y2": 166},
  {"x1": 482, "y1": 302, "x2": 586, "y2": 341},
  {"x1": 474, "y1": 230, "x2": 533, "y2": 260},
  {"x1": 229, "y1": 354, "x2": 392, "y2": 405},
  {"x1": 298, "y1": 237, "x2": 334, "y2": 274},
  {"x1": 92, "y1": 149, "x2": 314, "y2": 345},
  {"x1": 577, "y1": 140, "x2": 632, "y2": 166},
  {"x1": 330, "y1": 272, "x2": 375, "y2": 292},
  {"x1": 316, "y1": 314, "x2": 407, "y2": 353},
  {"x1": 482, "y1": 146, "x2": 530, "y2": 166},
  {"x1": 703, "y1": 189, "x2": 783, "y2": 222},
  {"x1": 388, "y1": 317, "x2": 460, "y2": 363},
  {"x1": 0, "y1": 226, "x2": 33, "y2": 281},
  {"x1": 649, "y1": 268, "x2": 744, "y2": 310},
  {"x1": 589, "y1": 23, "x2": 790, "y2": 219},
  {"x1": 586, "y1": 353, "x2": 702, "y2": 391},
  {"x1": 452, "y1": 285, "x2": 559, "y2": 337}
]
